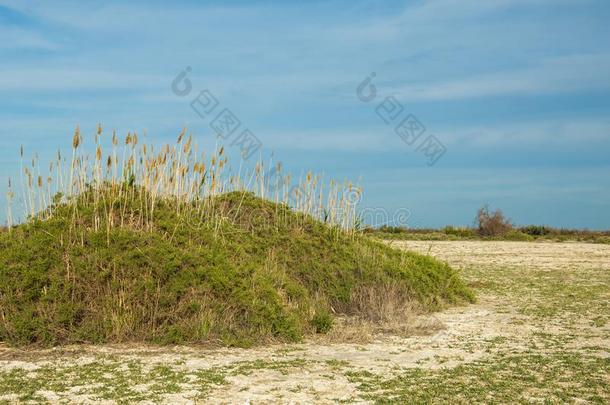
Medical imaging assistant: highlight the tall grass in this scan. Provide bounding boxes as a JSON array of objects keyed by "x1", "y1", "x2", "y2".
[{"x1": 7, "y1": 125, "x2": 362, "y2": 239}]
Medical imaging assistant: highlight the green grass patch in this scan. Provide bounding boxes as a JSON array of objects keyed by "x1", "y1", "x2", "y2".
[
  {"x1": 345, "y1": 351, "x2": 610, "y2": 404},
  {"x1": 346, "y1": 352, "x2": 610, "y2": 404}
]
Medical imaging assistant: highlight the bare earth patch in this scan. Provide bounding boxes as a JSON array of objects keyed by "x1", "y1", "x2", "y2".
[{"x1": 1, "y1": 241, "x2": 609, "y2": 403}]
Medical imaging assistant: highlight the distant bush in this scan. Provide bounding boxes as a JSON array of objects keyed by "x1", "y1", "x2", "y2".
[
  {"x1": 443, "y1": 226, "x2": 476, "y2": 238},
  {"x1": 365, "y1": 219, "x2": 609, "y2": 244},
  {"x1": 476, "y1": 206, "x2": 513, "y2": 237},
  {"x1": 518, "y1": 226, "x2": 610, "y2": 243},
  {"x1": 377, "y1": 225, "x2": 409, "y2": 234},
  {"x1": 520, "y1": 225, "x2": 552, "y2": 236}
]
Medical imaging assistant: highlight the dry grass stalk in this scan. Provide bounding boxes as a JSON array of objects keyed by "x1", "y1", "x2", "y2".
[{"x1": 7, "y1": 125, "x2": 363, "y2": 241}]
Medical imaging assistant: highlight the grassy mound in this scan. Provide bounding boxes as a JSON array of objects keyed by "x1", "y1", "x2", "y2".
[{"x1": 0, "y1": 190, "x2": 473, "y2": 347}]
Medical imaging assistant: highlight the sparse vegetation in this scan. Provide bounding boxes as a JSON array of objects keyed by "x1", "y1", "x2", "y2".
[
  {"x1": 348, "y1": 240, "x2": 610, "y2": 404},
  {"x1": 0, "y1": 127, "x2": 474, "y2": 347},
  {"x1": 345, "y1": 351, "x2": 610, "y2": 404},
  {"x1": 369, "y1": 225, "x2": 610, "y2": 243},
  {"x1": 518, "y1": 225, "x2": 610, "y2": 243},
  {"x1": 366, "y1": 208, "x2": 609, "y2": 243}
]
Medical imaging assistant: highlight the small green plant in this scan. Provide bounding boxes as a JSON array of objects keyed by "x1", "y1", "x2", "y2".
[{"x1": 311, "y1": 310, "x2": 334, "y2": 334}]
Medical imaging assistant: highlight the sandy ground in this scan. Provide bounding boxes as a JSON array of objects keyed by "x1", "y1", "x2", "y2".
[
  {"x1": 1, "y1": 241, "x2": 609, "y2": 404},
  {"x1": 387, "y1": 240, "x2": 610, "y2": 271}
]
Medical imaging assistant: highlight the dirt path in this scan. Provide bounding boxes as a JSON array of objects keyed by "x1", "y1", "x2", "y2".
[{"x1": 1, "y1": 241, "x2": 609, "y2": 404}]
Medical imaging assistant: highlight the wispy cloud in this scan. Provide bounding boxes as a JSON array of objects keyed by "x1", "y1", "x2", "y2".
[
  {"x1": 394, "y1": 54, "x2": 610, "y2": 101},
  {"x1": 0, "y1": 68, "x2": 165, "y2": 91},
  {"x1": 261, "y1": 117, "x2": 610, "y2": 152},
  {"x1": 439, "y1": 117, "x2": 610, "y2": 146}
]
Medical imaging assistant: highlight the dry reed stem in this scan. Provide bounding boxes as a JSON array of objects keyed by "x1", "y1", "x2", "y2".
[{"x1": 7, "y1": 126, "x2": 362, "y2": 241}]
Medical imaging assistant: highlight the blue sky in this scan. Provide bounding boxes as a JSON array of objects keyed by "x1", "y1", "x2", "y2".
[{"x1": 1, "y1": 0, "x2": 609, "y2": 229}]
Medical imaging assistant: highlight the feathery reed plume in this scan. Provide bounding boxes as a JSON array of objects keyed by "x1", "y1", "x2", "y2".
[
  {"x1": 72, "y1": 127, "x2": 81, "y2": 149},
  {"x1": 68, "y1": 125, "x2": 81, "y2": 198},
  {"x1": 6, "y1": 126, "x2": 362, "y2": 244}
]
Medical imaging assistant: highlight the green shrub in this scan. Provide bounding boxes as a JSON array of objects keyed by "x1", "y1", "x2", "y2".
[
  {"x1": 503, "y1": 230, "x2": 534, "y2": 241},
  {"x1": 443, "y1": 226, "x2": 476, "y2": 238},
  {"x1": 377, "y1": 225, "x2": 409, "y2": 234},
  {"x1": 311, "y1": 310, "x2": 334, "y2": 334},
  {"x1": 520, "y1": 225, "x2": 552, "y2": 236}
]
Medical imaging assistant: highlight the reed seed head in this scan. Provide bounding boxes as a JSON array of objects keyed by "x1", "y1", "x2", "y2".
[
  {"x1": 72, "y1": 126, "x2": 81, "y2": 149},
  {"x1": 177, "y1": 128, "x2": 186, "y2": 144}
]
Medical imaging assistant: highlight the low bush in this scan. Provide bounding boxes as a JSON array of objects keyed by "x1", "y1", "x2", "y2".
[
  {"x1": 377, "y1": 225, "x2": 409, "y2": 234},
  {"x1": 503, "y1": 230, "x2": 535, "y2": 241},
  {"x1": 311, "y1": 309, "x2": 334, "y2": 334},
  {"x1": 476, "y1": 206, "x2": 513, "y2": 237},
  {"x1": 520, "y1": 225, "x2": 552, "y2": 236}
]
